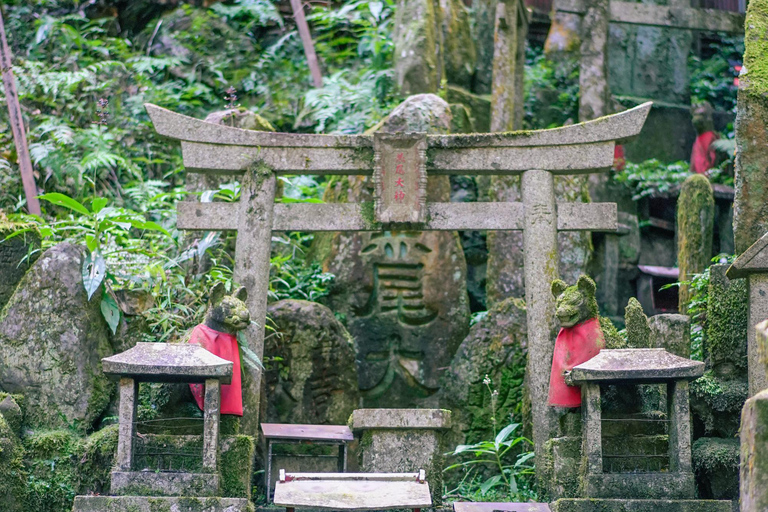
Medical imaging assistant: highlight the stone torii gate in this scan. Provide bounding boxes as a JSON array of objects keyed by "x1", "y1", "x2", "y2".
[
  {"x1": 553, "y1": 0, "x2": 744, "y2": 120},
  {"x1": 146, "y1": 101, "x2": 651, "y2": 472}
]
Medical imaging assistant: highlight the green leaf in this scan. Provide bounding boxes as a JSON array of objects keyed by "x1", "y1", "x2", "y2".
[
  {"x1": 100, "y1": 291, "x2": 120, "y2": 334},
  {"x1": 82, "y1": 251, "x2": 106, "y2": 300},
  {"x1": 495, "y1": 423, "x2": 519, "y2": 445},
  {"x1": 85, "y1": 234, "x2": 98, "y2": 253},
  {"x1": 129, "y1": 219, "x2": 170, "y2": 237},
  {"x1": 91, "y1": 197, "x2": 108, "y2": 213},
  {"x1": 39, "y1": 193, "x2": 90, "y2": 216},
  {"x1": 479, "y1": 475, "x2": 502, "y2": 495}
]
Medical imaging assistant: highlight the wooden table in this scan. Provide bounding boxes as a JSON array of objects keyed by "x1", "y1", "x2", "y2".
[{"x1": 261, "y1": 423, "x2": 354, "y2": 500}]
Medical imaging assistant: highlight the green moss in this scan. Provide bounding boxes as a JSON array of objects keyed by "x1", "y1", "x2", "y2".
[
  {"x1": 691, "y1": 371, "x2": 748, "y2": 413},
  {"x1": 677, "y1": 174, "x2": 714, "y2": 313},
  {"x1": 599, "y1": 316, "x2": 625, "y2": 349},
  {"x1": 0, "y1": 414, "x2": 26, "y2": 512},
  {"x1": 624, "y1": 297, "x2": 651, "y2": 348},
  {"x1": 706, "y1": 270, "x2": 748, "y2": 373},
  {"x1": 743, "y1": 0, "x2": 768, "y2": 96},
  {"x1": 78, "y1": 424, "x2": 119, "y2": 494},
  {"x1": 693, "y1": 437, "x2": 740, "y2": 474},
  {"x1": 220, "y1": 435, "x2": 255, "y2": 498}
]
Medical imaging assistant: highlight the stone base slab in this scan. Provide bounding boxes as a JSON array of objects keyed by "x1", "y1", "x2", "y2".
[
  {"x1": 111, "y1": 471, "x2": 219, "y2": 496},
  {"x1": 550, "y1": 499, "x2": 732, "y2": 512},
  {"x1": 584, "y1": 472, "x2": 696, "y2": 499},
  {"x1": 72, "y1": 496, "x2": 254, "y2": 512}
]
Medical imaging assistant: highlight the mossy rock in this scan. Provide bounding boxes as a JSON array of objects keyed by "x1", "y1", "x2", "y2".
[
  {"x1": 692, "y1": 437, "x2": 740, "y2": 500},
  {"x1": 690, "y1": 371, "x2": 748, "y2": 438},
  {"x1": 0, "y1": 413, "x2": 26, "y2": 512},
  {"x1": 706, "y1": 265, "x2": 748, "y2": 379},
  {"x1": 677, "y1": 174, "x2": 714, "y2": 313}
]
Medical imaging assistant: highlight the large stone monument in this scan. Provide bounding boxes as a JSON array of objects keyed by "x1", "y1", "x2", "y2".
[{"x1": 145, "y1": 99, "x2": 649, "y2": 487}]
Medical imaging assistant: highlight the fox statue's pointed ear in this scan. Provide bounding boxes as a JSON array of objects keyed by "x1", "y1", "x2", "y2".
[
  {"x1": 234, "y1": 286, "x2": 248, "y2": 302},
  {"x1": 209, "y1": 282, "x2": 226, "y2": 306},
  {"x1": 551, "y1": 279, "x2": 567, "y2": 298},
  {"x1": 576, "y1": 275, "x2": 596, "y2": 295}
]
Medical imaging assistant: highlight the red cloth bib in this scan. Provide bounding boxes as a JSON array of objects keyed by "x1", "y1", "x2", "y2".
[
  {"x1": 548, "y1": 317, "x2": 605, "y2": 408},
  {"x1": 690, "y1": 131, "x2": 718, "y2": 174},
  {"x1": 188, "y1": 324, "x2": 243, "y2": 416}
]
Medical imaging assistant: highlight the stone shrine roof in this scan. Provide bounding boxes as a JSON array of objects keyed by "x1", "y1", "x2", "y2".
[
  {"x1": 567, "y1": 348, "x2": 704, "y2": 384},
  {"x1": 727, "y1": 231, "x2": 768, "y2": 279},
  {"x1": 102, "y1": 342, "x2": 233, "y2": 384}
]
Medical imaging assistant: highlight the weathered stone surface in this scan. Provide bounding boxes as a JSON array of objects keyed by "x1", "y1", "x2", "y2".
[
  {"x1": 0, "y1": 242, "x2": 113, "y2": 430},
  {"x1": 625, "y1": 297, "x2": 652, "y2": 348},
  {"x1": 312, "y1": 95, "x2": 470, "y2": 409},
  {"x1": 0, "y1": 223, "x2": 39, "y2": 311},
  {"x1": 734, "y1": 0, "x2": 768, "y2": 255},
  {"x1": 392, "y1": 0, "x2": 441, "y2": 95},
  {"x1": 72, "y1": 496, "x2": 254, "y2": 512},
  {"x1": 551, "y1": 498, "x2": 731, "y2": 512},
  {"x1": 0, "y1": 412, "x2": 24, "y2": 512},
  {"x1": 352, "y1": 409, "x2": 449, "y2": 505},
  {"x1": 568, "y1": 348, "x2": 704, "y2": 384},
  {"x1": 264, "y1": 299, "x2": 359, "y2": 425},
  {"x1": 649, "y1": 314, "x2": 691, "y2": 358},
  {"x1": 0, "y1": 395, "x2": 22, "y2": 436},
  {"x1": 740, "y1": 387, "x2": 768, "y2": 511},
  {"x1": 351, "y1": 408, "x2": 451, "y2": 429},
  {"x1": 759, "y1": 319, "x2": 768, "y2": 373},
  {"x1": 445, "y1": 85, "x2": 491, "y2": 132},
  {"x1": 471, "y1": 0, "x2": 496, "y2": 95},
  {"x1": 490, "y1": 0, "x2": 527, "y2": 133},
  {"x1": 438, "y1": 297, "x2": 528, "y2": 446},
  {"x1": 204, "y1": 109, "x2": 275, "y2": 132},
  {"x1": 439, "y1": 0, "x2": 476, "y2": 90},
  {"x1": 110, "y1": 471, "x2": 219, "y2": 497},
  {"x1": 706, "y1": 265, "x2": 748, "y2": 380},
  {"x1": 102, "y1": 342, "x2": 233, "y2": 383},
  {"x1": 677, "y1": 174, "x2": 714, "y2": 313},
  {"x1": 692, "y1": 437, "x2": 740, "y2": 501}
]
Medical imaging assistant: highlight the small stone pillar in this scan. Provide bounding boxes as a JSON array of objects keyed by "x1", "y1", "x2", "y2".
[
  {"x1": 351, "y1": 408, "x2": 450, "y2": 505},
  {"x1": 741, "y1": 320, "x2": 768, "y2": 511}
]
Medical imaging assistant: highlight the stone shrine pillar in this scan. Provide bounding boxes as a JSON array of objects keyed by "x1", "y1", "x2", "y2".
[
  {"x1": 351, "y1": 408, "x2": 450, "y2": 506},
  {"x1": 740, "y1": 320, "x2": 768, "y2": 511}
]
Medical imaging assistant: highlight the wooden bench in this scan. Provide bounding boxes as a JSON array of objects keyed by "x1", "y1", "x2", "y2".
[
  {"x1": 261, "y1": 423, "x2": 354, "y2": 499},
  {"x1": 274, "y1": 470, "x2": 432, "y2": 512}
]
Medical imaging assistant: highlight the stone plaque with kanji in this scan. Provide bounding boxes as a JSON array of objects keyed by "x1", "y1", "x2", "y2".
[{"x1": 374, "y1": 133, "x2": 427, "y2": 224}]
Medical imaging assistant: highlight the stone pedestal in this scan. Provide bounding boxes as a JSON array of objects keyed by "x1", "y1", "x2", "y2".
[
  {"x1": 740, "y1": 325, "x2": 768, "y2": 511},
  {"x1": 351, "y1": 408, "x2": 450, "y2": 505},
  {"x1": 551, "y1": 498, "x2": 731, "y2": 512}
]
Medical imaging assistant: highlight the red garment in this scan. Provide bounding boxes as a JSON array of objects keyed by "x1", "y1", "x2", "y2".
[
  {"x1": 613, "y1": 144, "x2": 626, "y2": 172},
  {"x1": 690, "y1": 131, "x2": 718, "y2": 174},
  {"x1": 188, "y1": 324, "x2": 243, "y2": 416},
  {"x1": 548, "y1": 317, "x2": 605, "y2": 408}
]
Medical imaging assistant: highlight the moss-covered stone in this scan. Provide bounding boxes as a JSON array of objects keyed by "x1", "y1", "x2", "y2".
[
  {"x1": 392, "y1": 0, "x2": 441, "y2": 95},
  {"x1": 690, "y1": 371, "x2": 747, "y2": 438},
  {"x1": 692, "y1": 437, "x2": 739, "y2": 500},
  {"x1": 0, "y1": 220, "x2": 39, "y2": 311},
  {"x1": 0, "y1": 242, "x2": 114, "y2": 431},
  {"x1": 0, "y1": 414, "x2": 26, "y2": 512},
  {"x1": 625, "y1": 297, "x2": 651, "y2": 348},
  {"x1": 705, "y1": 265, "x2": 748, "y2": 378},
  {"x1": 677, "y1": 174, "x2": 714, "y2": 313},
  {"x1": 220, "y1": 435, "x2": 255, "y2": 498}
]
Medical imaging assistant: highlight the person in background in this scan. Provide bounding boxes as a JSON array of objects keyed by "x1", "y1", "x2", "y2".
[{"x1": 690, "y1": 102, "x2": 719, "y2": 174}]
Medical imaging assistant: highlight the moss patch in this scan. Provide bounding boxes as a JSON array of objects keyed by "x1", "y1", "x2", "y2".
[{"x1": 677, "y1": 174, "x2": 714, "y2": 313}]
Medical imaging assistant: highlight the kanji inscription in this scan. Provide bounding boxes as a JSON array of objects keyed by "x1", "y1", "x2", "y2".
[{"x1": 373, "y1": 133, "x2": 427, "y2": 224}]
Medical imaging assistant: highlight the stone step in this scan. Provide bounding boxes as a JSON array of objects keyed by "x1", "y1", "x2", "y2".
[
  {"x1": 72, "y1": 496, "x2": 254, "y2": 512},
  {"x1": 550, "y1": 499, "x2": 732, "y2": 512}
]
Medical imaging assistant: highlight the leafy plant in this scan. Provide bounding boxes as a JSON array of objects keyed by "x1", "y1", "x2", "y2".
[
  {"x1": 611, "y1": 159, "x2": 691, "y2": 200},
  {"x1": 444, "y1": 375, "x2": 536, "y2": 502}
]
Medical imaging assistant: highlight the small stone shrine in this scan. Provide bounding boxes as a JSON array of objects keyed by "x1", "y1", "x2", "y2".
[
  {"x1": 71, "y1": 342, "x2": 254, "y2": 512},
  {"x1": 551, "y1": 348, "x2": 731, "y2": 511}
]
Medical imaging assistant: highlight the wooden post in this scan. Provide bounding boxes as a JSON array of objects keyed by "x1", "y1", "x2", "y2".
[
  {"x1": 0, "y1": 6, "x2": 40, "y2": 215},
  {"x1": 289, "y1": 0, "x2": 323, "y2": 88}
]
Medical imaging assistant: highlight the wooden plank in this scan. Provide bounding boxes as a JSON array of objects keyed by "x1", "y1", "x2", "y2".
[
  {"x1": 180, "y1": 142, "x2": 374, "y2": 174},
  {"x1": 557, "y1": 0, "x2": 744, "y2": 32},
  {"x1": 0, "y1": 7, "x2": 40, "y2": 215},
  {"x1": 261, "y1": 423, "x2": 354, "y2": 442},
  {"x1": 273, "y1": 477, "x2": 432, "y2": 510},
  {"x1": 427, "y1": 142, "x2": 615, "y2": 174},
  {"x1": 177, "y1": 201, "x2": 616, "y2": 232}
]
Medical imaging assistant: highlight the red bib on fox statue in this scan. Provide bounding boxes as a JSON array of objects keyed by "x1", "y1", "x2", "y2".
[
  {"x1": 187, "y1": 283, "x2": 250, "y2": 416},
  {"x1": 547, "y1": 275, "x2": 622, "y2": 408},
  {"x1": 189, "y1": 324, "x2": 243, "y2": 415},
  {"x1": 548, "y1": 317, "x2": 605, "y2": 407}
]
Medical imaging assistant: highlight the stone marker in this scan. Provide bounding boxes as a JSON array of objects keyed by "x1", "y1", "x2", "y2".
[
  {"x1": 677, "y1": 174, "x2": 714, "y2": 313},
  {"x1": 734, "y1": 0, "x2": 768, "y2": 255},
  {"x1": 727, "y1": 231, "x2": 768, "y2": 396},
  {"x1": 392, "y1": 0, "x2": 441, "y2": 95},
  {"x1": 649, "y1": 314, "x2": 691, "y2": 358},
  {"x1": 0, "y1": 242, "x2": 113, "y2": 430},
  {"x1": 740, "y1": 320, "x2": 768, "y2": 512},
  {"x1": 351, "y1": 408, "x2": 450, "y2": 506},
  {"x1": 265, "y1": 299, "x2": 359, "y2": 425},
  {"x1": 145, "y1": 99, "x2": 649, "y2": 488}
]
